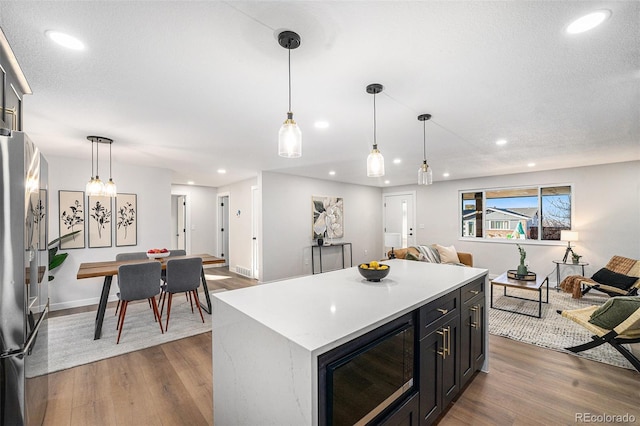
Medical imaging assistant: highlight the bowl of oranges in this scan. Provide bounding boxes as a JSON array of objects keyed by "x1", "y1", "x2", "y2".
[{"x1": 358, "y1": 260, "x2": 390, "y2": 282}]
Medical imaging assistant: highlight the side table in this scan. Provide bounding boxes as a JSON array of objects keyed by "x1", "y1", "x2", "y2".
[
  {"x1": 553, "y1": 260, "x2": 589, "y2": 290},
  {"x1": 311, "y1": 242, "x2": 353, "y2": 274}
]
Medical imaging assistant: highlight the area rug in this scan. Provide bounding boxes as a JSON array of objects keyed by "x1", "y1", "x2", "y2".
[
  {"x1": 33, "y1": 290, "x2": 226, "y2": 377},
  {"x1": 489, "y1": 287, "x2": 635, "y2": 370}
]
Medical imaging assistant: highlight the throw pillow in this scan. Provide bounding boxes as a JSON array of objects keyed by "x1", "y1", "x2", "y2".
[
  {"x1": 416, "y1": 245, "x2": 440, "y2": 263},
  {"x1": 435, "y1": 244, "x2": 460, "y2": 264},
  {"x1": 588, "y1": 296, "x2": 640, "y2": 329},
  {"x1": 591, "y1": 268, "x2": 638, "y2": 290},
  {"x1": 405, "y1": 252, "x2": 420, "y2": 261}
]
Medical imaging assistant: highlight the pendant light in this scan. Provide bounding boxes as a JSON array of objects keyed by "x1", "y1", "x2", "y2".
[
  {"x1": 278, "y1": 31, "x2": 302, "y2": 158},
  {"x1": 86, "y1": 136, "x2": 105, "y2": 196},
  {"x1": 417, "y1": 114, "x2": 433, "y2": 185},
  {"x1": 103, "y1": 137, "x2": 117, "y2": 197},
  {"x1": 366, "y1": 83, "x2": 385, "y2": 177}
]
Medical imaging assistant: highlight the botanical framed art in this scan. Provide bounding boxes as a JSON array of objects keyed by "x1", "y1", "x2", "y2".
[
  {"x1": 312, "y1": 196, "x2": 344, "y2": 239},
  {"x1": 58, "y1": 190, "x2": 85, "y2": 249},
  {"x1": 116, "y1": 193, "x2": 137, "y2": 247},
  {"x1": 88, "y1": 195, "x2": 112, "y2": 248}
]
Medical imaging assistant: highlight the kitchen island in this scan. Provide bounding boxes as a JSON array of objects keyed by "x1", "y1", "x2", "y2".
[{"x1": 212, "y1": 259, "x2": 488, "y2": 425}]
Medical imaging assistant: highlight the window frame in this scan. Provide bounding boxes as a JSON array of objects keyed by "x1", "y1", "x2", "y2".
[{"x1": 459, "y1": 183, "x2": 574, "y2": 245}]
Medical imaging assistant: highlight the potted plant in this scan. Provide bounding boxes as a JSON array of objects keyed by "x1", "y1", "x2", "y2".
[
  {"x1": 571, "y1": 252, "x2": 582, "y2": 264},
  {"x1": 516, "y1": 244, "x2": 528, "y2": 276}
]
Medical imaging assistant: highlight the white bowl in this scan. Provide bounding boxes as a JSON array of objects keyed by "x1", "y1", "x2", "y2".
[{"x1": 147, "y1": 252, "x2": 170, "y2": 259}]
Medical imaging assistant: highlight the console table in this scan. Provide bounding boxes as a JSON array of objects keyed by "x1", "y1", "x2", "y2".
[
  {"x1": 553, "y1": 260, "x2": 588, "y2": 290},
  {"x1": 311, "y1": 242, "x2": 353, "y2": 274}
]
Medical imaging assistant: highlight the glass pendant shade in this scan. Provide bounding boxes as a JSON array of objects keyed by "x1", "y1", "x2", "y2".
[
  {"x1": 86, "y1": 176, "x2": 105, "y2": 196},
  {"x1": 278, "y1": 113, "x2": 302, "y2": 158},
  {"x1": 367, "y1": 147, "x2": 385, "y2": 177},
  {"x1": 418, "y1": 161, "x2": 433, "y2": 185},
  {"x1": 103, "y1": 178, "x2": 117, "y2": 197}
]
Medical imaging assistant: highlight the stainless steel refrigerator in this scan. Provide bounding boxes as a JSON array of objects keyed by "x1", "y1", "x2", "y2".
[{"x1": 0, "y1": 130, "x2": 49, "y2": 425}]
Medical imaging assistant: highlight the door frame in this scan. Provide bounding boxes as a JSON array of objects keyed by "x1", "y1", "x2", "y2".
[
  {"x1": 382, "y1": 190, "x2": 417, "y2": 256},
  {"x1": 170, "y1": 193, "x2": 188, "y2": 252},
  {"x1": 216, "y1": 192, "x2": 230, "y2": 266}
]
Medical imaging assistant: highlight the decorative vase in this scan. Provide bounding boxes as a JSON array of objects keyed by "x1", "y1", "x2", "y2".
[{"x1": 517, "y1": 263, "x2": 528, "y2": 276}]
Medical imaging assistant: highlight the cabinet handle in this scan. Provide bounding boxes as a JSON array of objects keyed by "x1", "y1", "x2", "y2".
[
  {"x1": 469, "y1": 290, "x2": 479, "y2": 295},
  {"x1": 437, "y1": 308, "x2": 448, "y2": 315},
  {"x1": 446, "y1": 326, "x2": 451, "y2": 356},
  {"x1": 470, "y1": 306, "x2": 478, "y2": 328},
  {"x1": 436, "y1": 329, "x2": 447, "y2": 359}
]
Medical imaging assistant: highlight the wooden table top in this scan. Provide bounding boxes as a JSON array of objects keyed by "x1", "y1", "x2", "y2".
[
  {"x1": 77, "y1": 254, "x2": 224, "y2": 279},
  {"x1": 490, "y1": 271, "x2": 547, "y2": 291}
]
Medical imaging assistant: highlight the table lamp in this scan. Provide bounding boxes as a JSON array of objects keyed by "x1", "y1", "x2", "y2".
[
  {"x1": 384, "y1": 233, "x2": 402, "y2": 259},
  {"x1": 560, "y1": 230, "x2": 579, "y2": 263}
]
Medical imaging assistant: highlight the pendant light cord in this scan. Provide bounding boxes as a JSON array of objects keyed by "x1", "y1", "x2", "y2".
[
  {"x1": 109, "y1": 140, "x2": 112, "y2": 179},
  {"x1": 373, "y1": 92, "x2": 377, "y2": 149},
  {"x1": 90, "y1": 139, "x2": 94, "y2": 177},
  {"x1": 288, "y1": 47, "x2": 292, "y2": 112},
  {"x1": 423, "y1": 120, "x2": 426, "y2": 161},
  {"x1": 96, "y1": 138, "x2": 100, "y2": 177}
]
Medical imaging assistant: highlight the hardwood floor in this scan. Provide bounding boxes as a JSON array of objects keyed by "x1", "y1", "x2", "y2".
[{"x1": 44, "y1": 269, "x2": 639, "y2": 425}]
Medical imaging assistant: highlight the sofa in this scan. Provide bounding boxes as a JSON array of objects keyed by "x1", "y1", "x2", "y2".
[{"x1": 388, "y1": 245, "x2": 473, "y2": 267}]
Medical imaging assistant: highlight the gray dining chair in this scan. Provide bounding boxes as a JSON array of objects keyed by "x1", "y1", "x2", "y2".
[
  {"x1": 116, "y1": 261, "x2": 163, "y2": 344},
  {"x1": 160, "y1": 257, "x2": 204, "y2": 330},
  {"x1": 115, "y1": 252, "x2": 151, "y2": 316}
]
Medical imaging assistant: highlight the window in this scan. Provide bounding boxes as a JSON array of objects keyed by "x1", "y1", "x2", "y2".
[{"x1": 460, "y1": 185, "x2": 572, "y2": 241}]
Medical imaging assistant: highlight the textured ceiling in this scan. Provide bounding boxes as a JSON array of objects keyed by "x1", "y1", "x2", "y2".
[{"x1": 1, "y1": 1, "x2": 638, "y2": 188}]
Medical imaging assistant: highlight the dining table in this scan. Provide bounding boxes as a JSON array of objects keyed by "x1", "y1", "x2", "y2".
[{"x1": 76, "y1": 253, "x2": 224, "y2": 339}]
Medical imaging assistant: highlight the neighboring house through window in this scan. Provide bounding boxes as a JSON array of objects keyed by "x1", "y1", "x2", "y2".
[{"x1": 460, "y1": 185, "x2": 572, "y2": 241}]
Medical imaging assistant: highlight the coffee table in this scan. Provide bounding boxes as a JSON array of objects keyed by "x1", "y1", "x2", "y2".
[{"x1": 490, "y1": 271, "x2": 549, "y2": 318}]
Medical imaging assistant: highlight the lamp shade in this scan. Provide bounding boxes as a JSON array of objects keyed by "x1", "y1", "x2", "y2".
[
  {"x1": 384, "y1": 232, "x2": 402, "y2": 248},
  {"x1": 418, "y1": 162, "x2": 433, "y2": 185},
  {"x1": 278, "y1": 115, "x2": 302, "y2": 158},
  {"x1": 560, "y1": 230, "x2": 579, "y2": 242},
  {"x1": 367, "y1": 148, "x2": 385, "y2": 177}
]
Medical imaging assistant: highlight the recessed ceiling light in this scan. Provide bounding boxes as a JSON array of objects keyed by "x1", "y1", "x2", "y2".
[
  {"x1": 217, "y1": 169, "x2": 226, "y2": 174},
  {"x1": 314, "y1": 121, "x2": 329, "y2": 129},
  {"x1": 443, "y1": 172, "x2": 450, "y2": 177},
  {"x1": 393, "y1": 158, "x2": 402, "y2": 164},
  {"x1": 495, "y1": 139, "x2": 507, "y2": 146},
  {"x1": 187, "y1": 181, "x2": 195, "y2": 185},
  {"x1": 45, "y1": 30, "x2": 85, "y2": 50},
  {"x1": 329, "y1": 170, "x2": 336, "y2": 176},
  {"x1": 566, "y1": 10, "x2": 611, "y2": 34},
  {"x1": 384, "y1": 180, "x2": 390, "y2": 184},
  {"x1": 527, "y1": 163, "x2": 536, "y2": 168}
]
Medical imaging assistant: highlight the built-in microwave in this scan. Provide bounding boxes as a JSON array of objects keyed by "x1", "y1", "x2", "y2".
[{"x1": 318, "y1": 312, "x2": 416, "y2": 425}]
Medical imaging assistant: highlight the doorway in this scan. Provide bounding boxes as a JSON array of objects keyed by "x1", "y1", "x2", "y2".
[
  {"x1": 251, "y1": 185, "x2": 260, "y2": 280},
  {"x1": 383, "y1": 191, "x2": 416, "y2": 256},
  {"x1": 170, "y1": 194, "x2": 187, "y2": 251},
  {"x1": 217, "y1": 194, "x2": 229, "y2": 266}
]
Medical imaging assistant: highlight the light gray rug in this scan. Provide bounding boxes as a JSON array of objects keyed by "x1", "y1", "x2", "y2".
[
  {"x1": 489, "y1": 287, "x2": 634, "y2": 370},
  {"x1": 33, "y1": 291, "x2": 224, "y2": 377}
]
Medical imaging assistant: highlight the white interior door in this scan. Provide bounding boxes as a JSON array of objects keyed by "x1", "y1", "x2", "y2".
[
  {"x1": 251, "y1": 185, "x2": 260, "y2": 280},
  {"x1": 383, "y1": 192, "x2": 416, "y2": 254},
  {"x1": 219, "y1": 195, "x2": 229, "y2": 265},
  {"x1": 177, "y1": 195, "x2": 186, "y2": 250}
]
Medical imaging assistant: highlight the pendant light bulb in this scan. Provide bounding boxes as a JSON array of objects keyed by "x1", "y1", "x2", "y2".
[
  {"x1": 86, "y1": 136, "x2": 114, "y2": 196},
  {"x1": 278, "y1": 31, "x2": 302, "y2": 158},
  {"x1": 366, "y1": 83, "x2": 385, "y2": 177},
  {"x1": 417, "y1": 114, "x2": 433, "y2": 185}
]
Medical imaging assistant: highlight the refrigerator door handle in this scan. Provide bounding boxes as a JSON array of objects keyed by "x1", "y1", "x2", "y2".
[{"x1": 0, "y1": 305, "x2": 48, "y2": 359}]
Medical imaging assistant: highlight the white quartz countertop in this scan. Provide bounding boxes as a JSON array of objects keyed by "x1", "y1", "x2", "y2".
[{"x1": 213, "y1": 259, "x2": 487, "y2": 355}]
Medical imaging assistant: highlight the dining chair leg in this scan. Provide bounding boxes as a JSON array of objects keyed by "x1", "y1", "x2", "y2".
[
  {"x1": 116, "y1": 301, "x2": 129, "y2": 344},
  {"x1": 159, "y1": 291, "x2": 166, "y2": 317},
  {"x1": 192, "y1": 290, "x2": 205, "y2": 323},
  {"x1": 150, "y1": 297, "x2": 164, "y2": 334},
  {"x1": 165, "y1": 293, "x2": 174, "y2": 331},
  {"x1": 115, "y1": 300, "x2": 121, "y2": 316}
]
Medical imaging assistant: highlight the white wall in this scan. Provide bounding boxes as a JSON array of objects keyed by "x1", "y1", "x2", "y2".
[
  {"x1": 384, "y1": 161, "x2": 640, "y2": 283},
  {"x1": 47, "y1": 155, "x2": 172, "y2": 310},
  {"x1": 218, "y1": 178, "x2": 257, "y2": 277},
  {"x1": 171, "y1": 184, "x2": 218, "y2": 255},
  {"x1": 261, "y1": 172, "x2": 383, "y2": 282}
]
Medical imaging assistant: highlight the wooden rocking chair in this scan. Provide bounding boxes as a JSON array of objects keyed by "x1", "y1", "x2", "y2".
[{"x1": 558, "y1": 303, "x2": 640, "y2": 372}]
